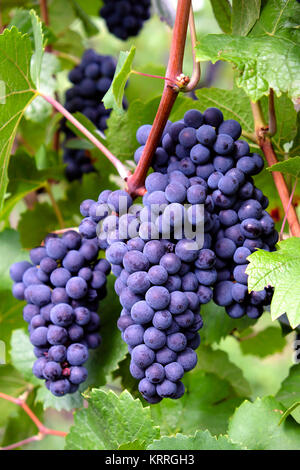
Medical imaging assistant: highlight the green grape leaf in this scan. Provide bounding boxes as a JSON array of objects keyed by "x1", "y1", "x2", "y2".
[
  {"x1": 0, "y1": 27, "x2": 38, "y2": 212},
  {"x1": 196, "y1": 0, "x2": 300, "y2": 102},
  {"x1": 26, "y1": 52, "x2": 60, "y2": 122},
  {"x1": 106, "y1": 96, "x2": 161, "y2": 163},
  {"x1": 209, "y1": 0, "x2": 232, "y2": 34},
  {"x1": 172, "y1": 87, "x2": 254, "y2": 134},
  {"x1": 29, "y1": 9, "x2": 44, "y2": 88},
  {"x1": 197, "y1": 345, "x2": 251, "y2": 397},
  {"x1": 70, "y1": 0, "x2": 99, "y2": 37},
  {"x1": 118, "y1": 440, "x2": 147, "y2": 450},
  {"x1": 200, "y1": 300, "x2": 255, "y2": 345},
  {"x1": 75, "y1": 0, "x2": 103, "y2": 16},
  {"x1": 0, "y1": 229, "x2": 29, "y2": 290},
  {"x1": 18, "y1": 203, "x2": 59, "y2": 249},
  {"x1": 0, "y1": 365, "x2": 29, "y2": 427},
  {"x1": 103, "y1": 46, "x2": 136, "y2": 113},
  {"x1": 0, "y1": 291, "x2": 25, "y2": 352},
  {"x1": 1, "y1": 150, "x2": 63, "y2": 221},
  {"x1": 10, "y1": 329, "x2": 40, "y2": 386},
  {"x1": 35, "y1": 386, "x2": 83, "y2": 412},
  {"x1": 65, "y1": 389, "x2": 160, "y2": 450},
  {"x1": 228, "y1": 396, "x2": 300, "y2": 450},
  {"x1": 261, "y1": 93, "x2": 298, "y2": 158},
  {"x1": 148, "y1": 430, "x2": 244, "y2": 450},
  {"x1": 112, "y1": 354, "x2": 139, "y2": 399},
  {"x1": 276, "y1": 365, "x2": 300, "y2": 424},
  {"x1": 239, "y1": 326, "x2": 287, "y2": 358},
  {"x1": 151, "y1": 370, "x2": 244, "y2": 436},
  {"x1": 267, "y1": 156, "x2": 300, "y2": 177},
  {"x1": 232, "y1": 0, "x2": 261, "y2": 36},
  {"x1": 246, "y1": 238, "x2": 300, "y2": 328},
  {"x1": 48, "y1": 0, "x2": 77, "y2": 34}
]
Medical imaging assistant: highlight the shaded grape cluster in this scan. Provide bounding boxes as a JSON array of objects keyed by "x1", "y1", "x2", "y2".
[
  {"x1": 62, "y1": 49, "x2": 117, "y2": 181},
  {"x1": 10, "y1": 231, "x2": 110, "y2": 397},
  {"x1": 134, "y1": 107, "x2": 278, "y2": 320},
  {"x1": 100, "y1": 0, "x2": 151, "y2": 40}
]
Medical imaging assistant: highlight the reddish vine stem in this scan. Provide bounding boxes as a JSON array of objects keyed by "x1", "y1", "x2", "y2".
[
  {"x1": 251, "y1": 101, "x2": 300, "y2": 238},
  {"x1": 0, "y1": 392, "x2": 67, "y2": 450},
  {"x1": 40, "y1": 0, "x2": 50, "y2": 26},
  {"x1": 126, "y1": 0, "x2": 192, "y2": 197},
  {"x1": 280, "y1": 178, "x2": 298, "y2": 240}
]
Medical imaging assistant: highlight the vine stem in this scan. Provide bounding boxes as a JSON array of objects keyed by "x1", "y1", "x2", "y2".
[
  {"x1": 0, "y1": 392, "x2": 67, "y2": 450},
  {"x1": 131, "y1": 70, "x2": 175, "y2": 84},
  {"x1": 40, "y1": 0, "x2": 49, "y2": 26},
  {"x1": 38, "y1": 92, "x2": 129, "y2": 180},
  {"x1": 183, "y1": 7, "x2": 201, "y2": 93},
  {"x1": 251, "y1": 101, "x2": 300, "y2": 238},
  {"x1": 45, "y1": 182, "x2": 65, "y2": 229},
  {"x1": 280, "y1": 178, "x2": 298, "y2": 240},
  {"x1": 126, "y1": 0, "x2": 192, "y2": 197}
]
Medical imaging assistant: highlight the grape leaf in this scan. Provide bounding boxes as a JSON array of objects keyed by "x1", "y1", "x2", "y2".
[
  {"x1": 26, "y1": 52, "x2": 60, "y2": 122},
  {"x1": 70, "y1": 0, "x2": 99, "y2": 37},
  {"x1": 0, "y1": 365, "x2": 29, "y2": 427},
  {"x1": 10, "y1": 329, "x2": 40, "y2": 386},
  {"x1": 151, "y1": 370, "x2": 244, "y2": 436},
  {"x1": 276, "y1": 365, "x2": 300, "y2": 423},
  {"x1": 196, "y1": 0, "x2": 300, "y2": 102},
  {"x1": 200, "y1": 300, "x2": 255, "y2": 345},
  {"x1": 0, "y1": 229, "x2": 29, "y2": 288},
  {"x1": 239, "y1": 326, "x2": 286, "y2": 358},
  {"x1": 65, "y1": 389, "x2": 160, "y2": 450},
  {"x1": 35, "y1": 385, "x2": 83, "y2": 412},
  {"x1": 209, "y1": 0, "x2": 232, "y2": 34},
  {"x1": 103, "y1": 46, "x2": 136, "y2": 113},
  {"x1": 148, "y1": 430, "x2": 244, "y2": 450},
  {"x1": 18, "y1": 203, "x2": 59, "y2": 249},
  {"x1": 0, "y1": 27, "x2": 38, "y2": 212},
  {"x1": 228, "y1": 396, "x2": 300, "y2": 450},
  {"x1": 1, "y1": 150, "x2": 62, "y2": 221},
  {"x1": 232, "y1": 0, "x2": 261, "y2": 36},
  {"x1": 267, "y1": 156, "x2": 300, "y2": 177},
  {"x1": 246, "y1": 238, "x2": 300, "y2": 328},
  {"x1": 197, "y1": 345, "x2": 251, "y2": 397},
  {"x1": 0, "y1": 291, "x2": 25, "y2": 352},
  {"x1": 172, "y1": 87, "x2": 254, "y2": 134},
  {"x1": 29, "y1": 9, "x2": 44, "y2": 89}
]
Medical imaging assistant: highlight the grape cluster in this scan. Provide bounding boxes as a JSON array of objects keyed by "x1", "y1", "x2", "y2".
[
  {"x1": 62, "y1": 49, "x2": 117, "y2": 181},
  {"x1": 134, "y1": 107, "x2": 278, "y2": 320},
  {"x1": 10, "y1": 231, "x2": 110, "y2": 397},
  {"x1": 100, "y1": 0, "x2": 151, "y2": 40}
]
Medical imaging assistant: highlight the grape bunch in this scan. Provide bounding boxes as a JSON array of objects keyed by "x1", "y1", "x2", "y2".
[
  {"x1": 10, "y1": 231, "x2": 110, "y2": 397},
  {"x1": 62, "y1": 49, "x2": 117, "y2": 181},
  {"x1": 80, "y1": 185, "x2": 210, "y2": 403},
  {"x1": 134, "y1": 107, "x2": 278, "y2": 320},
  {"x1": 100, "y1": 0, "x2": 151, "y2": 40}
]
